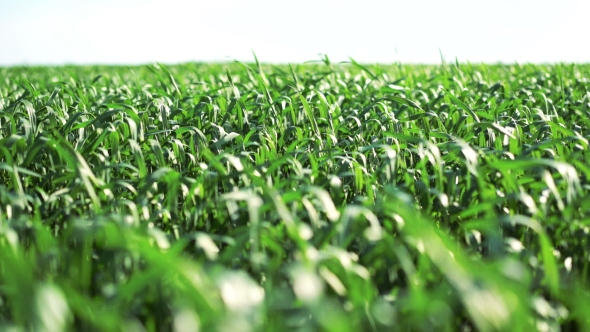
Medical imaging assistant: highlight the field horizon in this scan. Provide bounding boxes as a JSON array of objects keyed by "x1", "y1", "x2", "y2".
[{"x1": 3, "y1": 58, "x2": 590, "y2": 68}]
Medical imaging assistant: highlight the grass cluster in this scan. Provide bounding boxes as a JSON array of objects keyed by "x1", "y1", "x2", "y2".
[{"x1": 1, "y1": 58, "x2": 590, "y2": 331}]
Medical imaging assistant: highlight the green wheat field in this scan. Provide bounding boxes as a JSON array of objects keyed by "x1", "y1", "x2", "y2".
[{"x1": 1, "y1": 58, "x2": 590, "y2": 331}]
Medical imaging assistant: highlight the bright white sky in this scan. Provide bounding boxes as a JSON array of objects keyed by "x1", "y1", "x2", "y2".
[{"x1": 1, "y1": 0, "x2": 589, "y2": 65}]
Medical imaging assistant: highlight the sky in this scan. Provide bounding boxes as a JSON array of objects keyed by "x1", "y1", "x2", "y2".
[{"x1": 1, "y1": 0, "x2": 589, "y2": 65}]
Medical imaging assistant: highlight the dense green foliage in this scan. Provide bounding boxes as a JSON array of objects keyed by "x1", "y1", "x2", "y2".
[{"x1": 1, "y1": 59, "x2": 590, "y2": 331}]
